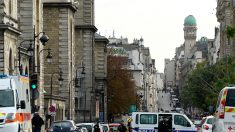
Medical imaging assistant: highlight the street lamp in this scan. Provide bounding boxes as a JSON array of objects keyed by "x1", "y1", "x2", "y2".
[
  {"x1": 50, "y1": 70, "x2": 64, "y2": 105},
  {"x1": 32, "y1": 26, "x2": 49, "y2": 73},
  {"x1": 68, "y1": 75, "x2": 80, "y2": 120},
  {"x1": 49, "y1": 70, "x2": 63, "y2": 124},
  {"x1": 18, "y1": 39, "x2": 33, "y2": 74},
  {"x1": 75, "y1": 65, "x2": 86, "y2": 122},
  {"x1": 39, "y1": 48, "x2": 53, "y2": 63}
]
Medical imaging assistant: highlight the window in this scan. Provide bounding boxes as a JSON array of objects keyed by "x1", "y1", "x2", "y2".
[
  {"x1": 174, "y1": 115, "x2": 190, "y2": 127},
  {"x1": 0, "y1": 89, "x2": 14, "y2": 107},
  {"x1": 226, "y1": 89, "x2": 235, "y2": 107},
  {"x1": 140, "y1": 114, "x2": 157, "y2": 124},
  {"x1": 206, "y1": 118, "x2": 213, "y2": 124},
  {"x1": 135, "y1": 114, "x2": 139, "y2": 124}
]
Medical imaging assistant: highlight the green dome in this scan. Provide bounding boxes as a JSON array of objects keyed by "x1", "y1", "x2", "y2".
[{"x1": 184, "y1": 15, "x2": 196, "y2": 26}]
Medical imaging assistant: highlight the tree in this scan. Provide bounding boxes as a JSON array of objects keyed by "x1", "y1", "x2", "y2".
[
  {"x1": 107, "y1": 56, "x2": 136, "y2": 115},
  {"x1": 181, "y1": 56, "x2": 235, "y2": 111}
]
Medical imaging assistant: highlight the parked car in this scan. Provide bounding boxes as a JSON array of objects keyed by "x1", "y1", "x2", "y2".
[
  {"x1": 198, "y1": 116, "x2": 214, "y2": 132},
  {"x1": 193, "y1": 119, "x2": 202, "y2": 129},
  {"x1": 213, "y1": 86, "x2": 235, "y2": 132},
  {"x1": 100, "y1": 124, "x2": 110, "y2": 132},
  {"x1": 76, "y1": 123, "x2": 95, "y2": 132},
  {"x1": 108, "y1": 123, "x2": 121, "y2": 132},
  {"x1": 77, "y1": 126, "x2": 88, "y2": 132},
  {"x1": 76, "y1": 123, "x2": 104, "y2": 132},
  {"x1": 47, "y1": 120, "x2": 78, "y2": 132}
]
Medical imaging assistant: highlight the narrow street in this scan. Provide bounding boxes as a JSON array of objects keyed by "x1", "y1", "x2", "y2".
[{"x1": 157, "y1": 90, "x2": 173, "y2": 112}]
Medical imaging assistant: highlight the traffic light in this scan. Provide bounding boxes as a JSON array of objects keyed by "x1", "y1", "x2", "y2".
[{"x1": 30, "y1": 74, "x2": 38, "y2": 90}]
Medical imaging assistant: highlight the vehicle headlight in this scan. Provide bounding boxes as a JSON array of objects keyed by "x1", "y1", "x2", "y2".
[{"x1": 5, "y1": 113, "x2": 16, "y2": 123}]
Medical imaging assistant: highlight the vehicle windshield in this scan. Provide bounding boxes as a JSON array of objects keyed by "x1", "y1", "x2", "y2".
[
  {"x1": 226, "y1": 89, "x2": 235, "y2": 107},
  {"x1": 0, "y1": 89, "x2": 14, "y2": 107},
  {"x1": 206, "y1": 118, "x2": 213, "y2": 124},
  {"x1": 52, "y1": 121, "x2": 73, "y2": 128}
]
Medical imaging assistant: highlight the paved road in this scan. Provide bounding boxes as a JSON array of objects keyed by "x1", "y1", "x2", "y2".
[{"x1": 157, "y1": 90, "x2": 173, "y2": 112}]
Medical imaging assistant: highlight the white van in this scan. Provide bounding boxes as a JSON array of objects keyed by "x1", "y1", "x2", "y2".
[
  {"x1": 213, "y1": 86, "x2": 235, "y2": 132},
  {"x1": 0, "y1": 75, "x2": 32, "y2": 132},
  {"x1": 131, "y1": 112, "x2": 197, "y2": 132}
]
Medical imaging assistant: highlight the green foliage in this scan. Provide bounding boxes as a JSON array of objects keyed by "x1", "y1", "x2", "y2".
[
  {"x1": 226, "y1": 25, "x2": 235, "y2": 38},
  {"x1": 181, "y1": 56, "x2": 235, "y2": 111}
]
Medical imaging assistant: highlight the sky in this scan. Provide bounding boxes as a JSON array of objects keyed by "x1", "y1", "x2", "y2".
[{"x1": 95, "y1": 0, "x2": 219, "y2": 72}]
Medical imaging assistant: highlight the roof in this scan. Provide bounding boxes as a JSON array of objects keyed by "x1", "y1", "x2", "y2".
[{"x1": 184, "y1": 15, "x2": 196, "y2": 26}]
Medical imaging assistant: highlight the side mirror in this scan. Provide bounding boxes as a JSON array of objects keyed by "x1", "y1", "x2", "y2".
[{"x1": 20, "y1": 100, "x2": 26, "y2": 109}]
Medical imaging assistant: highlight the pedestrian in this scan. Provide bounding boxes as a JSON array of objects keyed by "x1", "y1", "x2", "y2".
[
  {"x1": 32, "y1": 112, "x2": 44, "y2": 132},
  {"x1": 118, "y1": 120, "x2": 127, "y2": 132},
  {"x1": 94, "y1": 122, "x2": 101, "y2": 132}
]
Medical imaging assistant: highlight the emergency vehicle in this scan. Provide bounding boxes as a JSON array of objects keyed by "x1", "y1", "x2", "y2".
[
  {"x1": 131, "y1": 112, "x2": 197, "y2": 132},
  {"x1": 0, "y1": 75, "x2": 32, "y2": 132},
  {"x1": 213, "y1": 86, "x2": 235, "y2": 132}
]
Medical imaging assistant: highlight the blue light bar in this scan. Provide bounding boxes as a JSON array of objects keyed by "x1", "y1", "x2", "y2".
[{"x1": 0, "y1": 74, "x2": 8, "y2": 78}]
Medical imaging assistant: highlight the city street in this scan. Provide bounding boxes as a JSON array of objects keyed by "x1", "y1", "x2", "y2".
[{"x1": 157, "y1": 90, "x2": 173, "y2": 112}]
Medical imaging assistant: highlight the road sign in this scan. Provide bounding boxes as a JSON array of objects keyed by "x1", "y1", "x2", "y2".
[{"x1": 48, "y1": 105, "x2": 56, "y2": 116}]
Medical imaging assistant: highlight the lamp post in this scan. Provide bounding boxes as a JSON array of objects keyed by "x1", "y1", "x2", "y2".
[
  {"x1": 32, "y1": 25, "x2": 49, "y2": 73},
  {"x1": 68, "y1": 75, "x2": 79, "y2": 120},
  {"x1": 49, "y1": 70, "x2": 63, "y2": 124},
  {"x1": 50, "y1": 71, "x2": 64, "y2": 105},
  {"x1": 75, "y1": 65, "x2": 86, "y2": 122},
  {"x1": 18, "y1": 39, "x2": 33, "y2": 74},
  {"x1": 39, "y1": 48, "x2": 53, "y2": 63}
]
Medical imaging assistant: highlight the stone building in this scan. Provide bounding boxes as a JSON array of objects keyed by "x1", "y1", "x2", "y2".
[
  {"x1": 94, "y1": 33, "x2": 109, "y2": 122},
  {"x1": 216, "y1": 0, "x2": 235, "y2": 57},
  {"x1": 164, "y1": 58, "x2": 175, "y2": 89},
  {"x1": 0, "y1": 0, "x2": 20, "y2": 75},
  {"x1": 74, "y1": 0, "x2": 98, "y2": 122},
  {"x1": 42, "y1": 0, "x2": 77, "y2": 124}
]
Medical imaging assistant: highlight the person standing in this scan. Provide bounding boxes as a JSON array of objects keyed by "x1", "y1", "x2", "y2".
[
  {"x1": 94, "y1": 122, "x2": 101, "y2": 132},
  {"x1": 118, "y1": 121, "x2": 127, "y2": 132},
  {"x1": 32, "y1": 112, "x2": 44, "y2": 132}
]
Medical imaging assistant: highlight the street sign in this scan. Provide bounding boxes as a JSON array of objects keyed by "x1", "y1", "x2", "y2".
[{"x1": 48, "y1": 105, "x2": 56, "y2": 116}]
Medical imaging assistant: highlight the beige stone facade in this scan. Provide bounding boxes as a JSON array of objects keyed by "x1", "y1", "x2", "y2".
[
  {"x1": 216, "y1": 0, "x2": 235, "y2": 57},
  {"x1": 0, "y1": 0, "x2": 109, "y2": 125},
  {"x1": 43, "y1": 1, "x2": 77, "y2": 122}
]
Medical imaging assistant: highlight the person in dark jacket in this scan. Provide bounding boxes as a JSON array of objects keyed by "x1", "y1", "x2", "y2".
[
  {"x1": 94, "y1": 122, "x2": 101, "y2": 132},
  {"x1": 118, "y1": 121, "x2": 127, "y2": 132},
  {"x1": 32, "y1": 112, "x2": 44, "y2": 132}
]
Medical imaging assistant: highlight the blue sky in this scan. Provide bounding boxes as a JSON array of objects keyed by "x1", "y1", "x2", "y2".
[{"x1": 95, "y1": 0, "x2": 219, "y2": 72}]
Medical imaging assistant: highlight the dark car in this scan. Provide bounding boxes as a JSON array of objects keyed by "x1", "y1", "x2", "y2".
[{"x1": 47, "y1": 120, "x2": 78, "y2": 132}]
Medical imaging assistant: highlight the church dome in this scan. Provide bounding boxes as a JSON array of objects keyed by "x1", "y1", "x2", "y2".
[{"x1": 184, "y1": 15, "x2": 196, "y2": 26}]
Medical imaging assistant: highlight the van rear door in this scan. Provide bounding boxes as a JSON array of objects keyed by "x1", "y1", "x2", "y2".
[
  {"x1": 224, "y1": 89, "x2": 235, "y2": 131},
  {"x1": 132, "y1": 113, "x2": 158, "y2": 132}
]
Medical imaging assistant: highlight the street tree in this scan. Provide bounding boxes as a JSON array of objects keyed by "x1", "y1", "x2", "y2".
[
  {"x1": 107, "y1": 56, "x2": 136, "y2": 115},
  {"x1": 181, "y1": 56, "x2": 235, "y2": 111}
]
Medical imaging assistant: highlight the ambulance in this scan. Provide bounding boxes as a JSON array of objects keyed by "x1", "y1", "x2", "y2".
[
  {"x1": 131, "y1": 112, "x2": 197, "y2": 132},
  {"x1": 0, "y1": 75, "x2": 32, "y2": 132},
  {"x1": 213, "y1": 86, "x2": 235, "y2": 132}
]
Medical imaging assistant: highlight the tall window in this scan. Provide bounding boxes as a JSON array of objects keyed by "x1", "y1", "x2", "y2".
[
  {"x1": 9, "y1": 0, "x2": 12, "y2": 15},
  {"x1": 9, "y1": 49, "x2": 13, "y2": 75}
]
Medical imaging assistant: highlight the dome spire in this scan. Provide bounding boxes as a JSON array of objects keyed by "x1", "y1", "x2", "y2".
[{"x1": 184, "y1": 15, "x2": 197, "y2": 26}]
